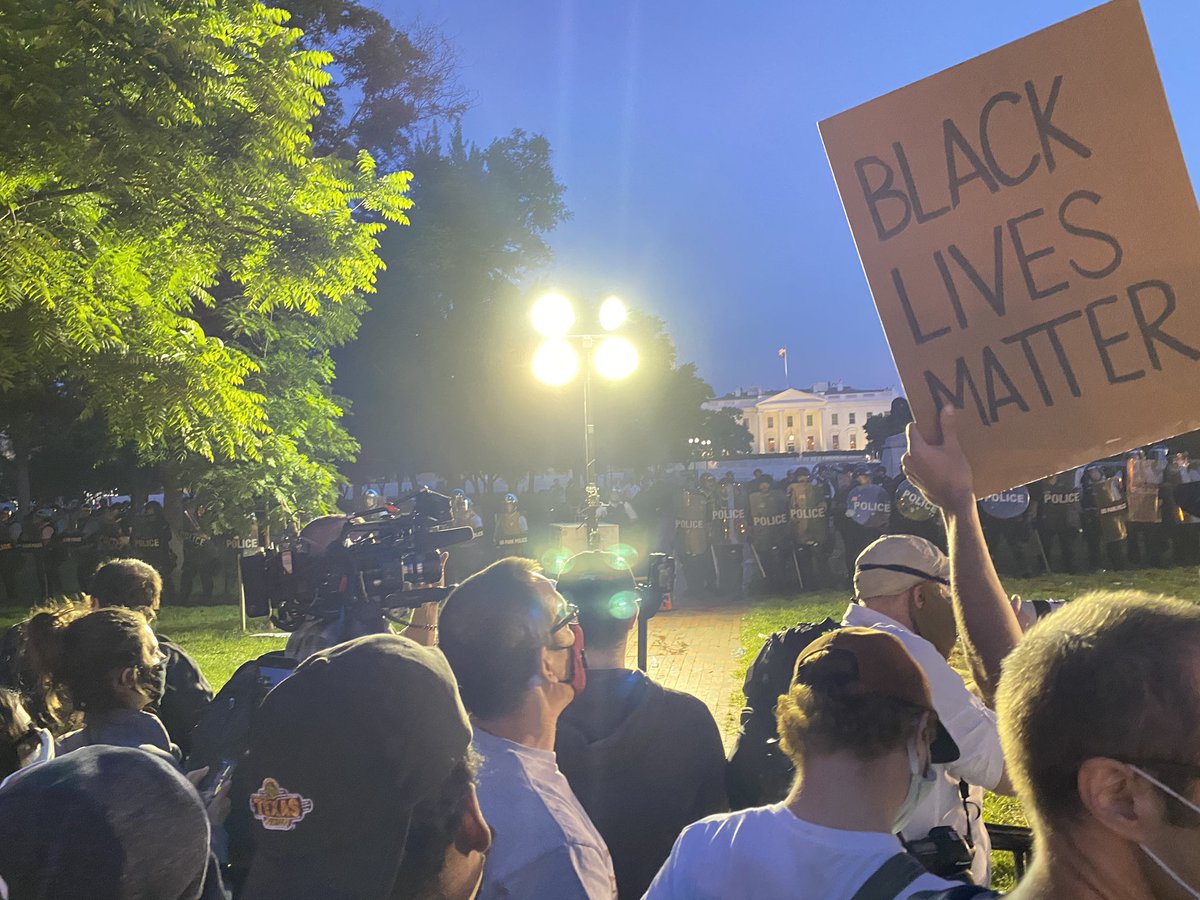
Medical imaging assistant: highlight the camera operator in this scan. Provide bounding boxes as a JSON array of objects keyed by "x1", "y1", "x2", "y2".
[
  {"x1": 553, "y1": 551, "x2": 726, "y2": 899},
  {"x1": 439, "y1": 557, "x2": 617, "y2": 899},
  {"x1": 646, "y1": 628, "x2": 964, "y2": 899},
  {"x1": 841, "y1": 535, "x2": 1012, "y2": 885}
]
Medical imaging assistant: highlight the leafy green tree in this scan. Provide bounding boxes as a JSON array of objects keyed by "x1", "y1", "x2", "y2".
[
  {"x1": 0, "y1": 0, "x2": 412, "y2": 519},
  {"x1": 864, "y1": 397, "x2": 913, "y2": 455},
  {"x1": 282, "y1": 0, "x2": 469, "y2": 167},
  {"x1": 335, "y1": 125, "x2": 570, "y2": 487}
]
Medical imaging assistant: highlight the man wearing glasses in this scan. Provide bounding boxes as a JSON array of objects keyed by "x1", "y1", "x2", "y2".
[
  {"x1": 439, "y1": 557, "x2": 617, "y2": 900},
  {"x1": 842, "y1": 534, "x2": 1012, "y2": 885}
]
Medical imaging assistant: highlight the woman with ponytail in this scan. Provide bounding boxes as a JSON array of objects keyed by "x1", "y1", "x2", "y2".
[{"x1": 24, "y1": 607, "x2": 177, "y2": 759}]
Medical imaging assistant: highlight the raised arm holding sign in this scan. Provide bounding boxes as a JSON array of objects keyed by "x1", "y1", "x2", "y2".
[{"x1": 902, "y1": 407, "x2": 1022, "y2": 705}]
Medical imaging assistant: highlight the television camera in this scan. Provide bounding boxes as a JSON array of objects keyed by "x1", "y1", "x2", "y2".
[{"x1": 240, "y1": 488, "x2": 476, "y2": 633}]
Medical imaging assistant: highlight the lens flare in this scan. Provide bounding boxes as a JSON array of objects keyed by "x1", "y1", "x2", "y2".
[
  {"x1": 607, "y1": 544, "x2": 639, "y2": 570},
  {"x1": 541, "y1": 548, "x2": 573, "y2": 576},
  {"x1": 608, "y1": 590, "x2": 640, "y2": 621}
]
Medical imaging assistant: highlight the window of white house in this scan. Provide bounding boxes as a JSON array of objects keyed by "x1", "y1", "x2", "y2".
[
  {"x1": 767, "y1": 416, "x2": 774, "y2": 428},
  {"x1": 832, "y1": 434, "x2": 840, "y2": 449},
  {"x1": 831, "y1": 413, "x2": 839, "y2": 425},
  {"x1": 806, "y1": 436, "x2": 815, "y2": 450},
  {"x1": 786, "y1": 415, "x2": 794, "y2": 428},
  {"x1": 849, "y1": 412, "x2": 856, "y2": 424},
  {"x1": 767, "y1": 437, "x2": 776, "y2": 452},
  {"x1": 849, "y1": 432, "x2": 857, "y2": 449},
  {"x1": 806, "y1": 414, "x2": 813, "y2": 427}
]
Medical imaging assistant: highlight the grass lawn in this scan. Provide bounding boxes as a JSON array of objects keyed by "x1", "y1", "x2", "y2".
[{"x1": 735, "y1": 565, "x2": 1200, "y2": 890}]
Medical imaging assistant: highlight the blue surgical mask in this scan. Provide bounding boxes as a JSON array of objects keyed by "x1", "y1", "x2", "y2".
[
  {"x1": 893, "y1": 736, "x2": 938, "y2": 833},
  {"x1": 1130, "y1": 765, "x2": 1200, "y2": 899}
]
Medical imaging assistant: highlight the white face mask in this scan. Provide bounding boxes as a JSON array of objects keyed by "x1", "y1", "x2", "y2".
[
  {"x1": 893, "y1": 735, "x2": 938, "y2": 833},
  {"x1": 19, "y1": 728, "x2": 54, "y2": 770},
  {"x1": 1130, "y1": 765, "x2": 1200, "y2": 900}
]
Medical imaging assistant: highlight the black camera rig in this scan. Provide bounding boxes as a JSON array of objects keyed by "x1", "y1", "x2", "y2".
[{"x1": 240, "y1": 488, "x2": 475, "y2": 632}]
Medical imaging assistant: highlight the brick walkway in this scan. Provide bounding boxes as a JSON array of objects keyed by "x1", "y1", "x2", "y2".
[{"x1": 623, "y1": 605, "x2": 747, "y2": 750}]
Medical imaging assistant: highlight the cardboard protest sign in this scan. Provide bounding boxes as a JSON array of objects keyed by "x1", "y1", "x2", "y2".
[{"x1": 819, "y1": 0, "x2": 1200, "y2": 496}]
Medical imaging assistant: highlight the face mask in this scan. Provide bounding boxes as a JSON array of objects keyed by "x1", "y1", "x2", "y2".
[
  {"x1": 19, "y1": 728, "x2": 54, "y2": 770},
  {"x1": 1130, "y1": 765, "x2": 1200, "y2": 899},
  {"x1": 136, "y1": 662, "x2": 167, "y2": 705},
  {"x1": 910, "y1": 584, "x2": 957, "y2": 659},
  {"x1": 893, "y1": 734, "x2": 939, "y2": 833}
]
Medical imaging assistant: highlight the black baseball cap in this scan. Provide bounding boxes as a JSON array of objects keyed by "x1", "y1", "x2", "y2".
[
  {"x1": 237, "y1": 634, "x2": 472, "y2": 900},
  {"x1": 0, "y1": 745, "x2": 212, "y2": 899}
]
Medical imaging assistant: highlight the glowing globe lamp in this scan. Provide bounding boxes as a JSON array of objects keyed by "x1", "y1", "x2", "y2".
[
  {"x1": 598, "y1": 295, "x2": 628, "y2": 331},
  {"x1": 531, "y1": 292, "x2": 576, "y2": 338},
  {"x1": 593, "y1": 336, "x2": 638, "y2": 380},
  {"x1": 532, "y1": 339, "x2": 580, "y2": 386}
]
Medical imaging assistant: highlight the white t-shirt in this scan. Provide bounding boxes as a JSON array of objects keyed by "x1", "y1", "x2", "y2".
[
  {"x1": 843, "y1": 603, "x2": 1006, "y2": 886},
  {"x1": 473, "y1": 727, "x2": 617, "y2": 900},
  {"x1": 644, "y1": 804, "x2": 957, "y2": 899}
]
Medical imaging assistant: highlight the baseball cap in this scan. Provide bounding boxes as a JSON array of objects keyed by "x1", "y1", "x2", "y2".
[
  {"x1": 237, "y1": 634, "x2": 472, "y2": 900},
  {"x1": 0, "y1": 745, "x2": 212, "y2": 900},
  {"x1": 794, "y1": 627, "x2": 959, "y2": 764},
  {"x1": 854, "y1": 534, "x2": 949, "y2": 600}
]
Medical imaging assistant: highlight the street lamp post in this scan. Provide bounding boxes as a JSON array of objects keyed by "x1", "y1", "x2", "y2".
[{"x1": 531, "y1": 293, "x2": 638, "y2": 548}]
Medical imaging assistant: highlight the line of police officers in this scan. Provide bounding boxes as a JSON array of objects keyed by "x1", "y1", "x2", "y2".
[
  {"x1": 667, "y1": 449, "x2": 1200, "y2": 600},
  {"x1": 0, "y1": 499, "x2": 261, "y2": 604}
]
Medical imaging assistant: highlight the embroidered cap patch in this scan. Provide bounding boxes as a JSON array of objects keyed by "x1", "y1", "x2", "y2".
[{"x1": 249, "y1": 777, "x2": 314, "y2": 831}]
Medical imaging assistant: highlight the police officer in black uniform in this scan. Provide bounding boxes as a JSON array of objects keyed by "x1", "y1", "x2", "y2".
[
  {"x1": 1081, "y1": 465, "x2": 1128, "y2": 570},
  {"x1": 132, "y1": 500, "x2": 176, "y2": 601},
  {"x1": 674, "y1": 477, "x2": 714, "y2": 600},
  {"x1": 1035, "y1": 470, "x2": 1083, "y2": 574},
  {"x1": 841, "y1": 467, "x2": 890, "y2": 572},
  {"x1": 787, "y1": 468, "x2": 828, "y2": 591},
  {"x1": 180, "y1": 501, "x2": 220, "y2": 604},
  {"x1": 749, "y1": 476, "x2": 792, "y2": 593}
]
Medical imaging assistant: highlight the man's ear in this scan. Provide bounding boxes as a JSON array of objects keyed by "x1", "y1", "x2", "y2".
[
  {"x1": 909, "y1": 584, "x2": 927, "y2": 609},
  {"x1": 1077, "y1": 758, "x2": 1161, "y2": 842},
  {"x1": 453, "y1": 784, "x2": 492, "y2": 855},
  {"x1": 539, "y1": 645, "x2": 557, "y2": 682}
]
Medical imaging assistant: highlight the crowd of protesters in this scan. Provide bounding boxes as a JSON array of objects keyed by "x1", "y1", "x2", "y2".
[{"x1": 0, "y1": 413, "x2": 1198, "y2": 897}]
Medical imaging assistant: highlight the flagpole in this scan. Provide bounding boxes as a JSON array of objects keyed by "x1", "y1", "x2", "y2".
[{"x1": 779, "y1": 348, "x2": 789, "y2": 386}]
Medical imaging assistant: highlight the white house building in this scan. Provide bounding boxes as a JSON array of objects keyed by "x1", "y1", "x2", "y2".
[{"x1": 703, "y1": 381, "x2": 899, "y2": 454}]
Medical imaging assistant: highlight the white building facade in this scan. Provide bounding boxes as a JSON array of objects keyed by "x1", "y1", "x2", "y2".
[{"x1": 703, "y1": 381, "x2": 899, "y2": 454}]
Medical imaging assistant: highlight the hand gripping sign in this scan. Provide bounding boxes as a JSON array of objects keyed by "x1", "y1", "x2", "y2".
[{"x1": 820, "y1": 0, "x2": 1200, "y2": 496}]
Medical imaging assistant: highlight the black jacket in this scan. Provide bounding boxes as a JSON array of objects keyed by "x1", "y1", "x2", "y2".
[
  {"x1": 555, "y1": 668, "x2": 728, "y2": 899},
  {"x1": 152, "y1": 635, "x2": 214, "y2": 758}
]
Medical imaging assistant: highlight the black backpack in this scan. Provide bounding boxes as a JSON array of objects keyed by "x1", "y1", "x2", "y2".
[
  {"x1": 184, "y1": 649, "x2": 297, "y2": 774},
  {"x1": 726, "y1": 618, "x2": 840, "y2": 809}
]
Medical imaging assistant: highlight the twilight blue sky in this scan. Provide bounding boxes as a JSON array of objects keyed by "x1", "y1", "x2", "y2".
[{"x1": 376, "y1": 0, "x2": 1200, "y2": 396}]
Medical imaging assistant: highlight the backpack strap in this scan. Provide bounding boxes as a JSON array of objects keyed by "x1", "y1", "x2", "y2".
[{"x1": 850, "y1": 852, "x2": 929, "y2": 900}]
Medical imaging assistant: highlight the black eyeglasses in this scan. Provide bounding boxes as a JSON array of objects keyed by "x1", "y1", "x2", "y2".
[{"x1": 549, "y1": 603, "x2": 580, "y2": 636}]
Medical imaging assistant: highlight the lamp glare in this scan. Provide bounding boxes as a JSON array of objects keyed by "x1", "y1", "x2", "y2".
[
  {"x1": 598, "y1": 296, "x2": 627, "y2": 331},
  {"x1": 531, "y1": 292, "x2": 575, "y2": 338},
  {"x1": 594, "y1": 336, "x2": 638, "y2": 380},
  {"x1": 532, "y1": 339, "x2": 580, "y2": 386}
]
